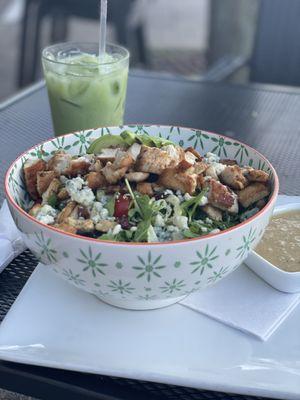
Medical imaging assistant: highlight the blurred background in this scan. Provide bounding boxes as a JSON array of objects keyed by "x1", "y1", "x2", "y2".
[{"x1": 1, "y1": 0, "x2": 300, "y2": 101}]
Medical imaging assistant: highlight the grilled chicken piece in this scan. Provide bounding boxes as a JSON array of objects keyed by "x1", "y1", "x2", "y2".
[
  {"x1": 127, "y1": 143, "x2": 142, "y2": 160},
  {"x1": 193, "y1": 162, "x2": 208, "y2": 175},
  {"x1": 95, "y1": 220, "x2": 117, "y2": 232},
  {"x1": 220, "y1": 159, "x2": 237, "y2": 166},
  {"x1": 36, "y1": 170, "x2": 56, "y2": 195},
  {"x1": 89, "y1": 159, "x2": 103, "y2": 172},
  {"x1": 202, "y1": 204, "x2": 223, "y2": 222},
  {"x1": 57, "y1": 201, "x2": 78, "y2": 223},
  {"x1": 238, "y1": 183, "x2": 270, "y2": 208},
  {"x1": 220, "y1": 165, "x2": 248, "y2": 190},
  {"x1": 66, "y1": 217, "x2": 94, "y2": 233},
  {"x1": 205, "y1": 179, "x2": 238, "y2": 214},
  {"x1": 178, "y1": 151, "x2": 197, "y2": 169},
  {"x1": 205, "y1": 165, "x2": 219, "y2": 181},
  {"x1": 42, "y1": 178, "x2": 61, "y2": 204},
  {"x1": 136, "y1": 145, "x2": 183, "y2": 174},
  {"x1": 125, "y1": 171, "x2": 149, "y2": 182},
  {"x1": 57, "y1": 187, "x2": 69, "y2": 201},
  {"x1": 136, "y1": 182, "x2": 154, "y2": 196},
  {"x1": 67, "y1": 157, "x2": 91, "y2": 177},
  {"x1": 24, "y1": 159, "x2": 46, "y2": 199},
  {"x1": 102, "y1": 162, "x2": 128, "y2": 184},
  {"x1": 113, "y1": 149, "x2": 134, "y2": 169},
  {"x1": 185, "y1": 147, "x2": 202, "y2": 160},
  {"x1": 54, "y1": 223, "x2": 77, "y2": 234},
  {"x1": 47, "y1": 151, "x2": 72, "y2": 175},
  {"x1": 158, "y1": 167, "x2": 197, "y2": 195},
  {"x1": 244, "y1": 168, "x2": 269, "y2": 183},
  {"x1": 101, "y1": 149, "x2": 135, "y2": 184},
  {"x1": 196, "y1": 174, "x2": 205, "y2": 189},
  {"x1": 86, "y1": 172, "x2": 107, "y2": 190},
  {"x1": 28, "y1": 203, "x2": 42, "y2": 217},
  {"x1": 97, "y1": 148, "x2": 118, "y2": 163}
]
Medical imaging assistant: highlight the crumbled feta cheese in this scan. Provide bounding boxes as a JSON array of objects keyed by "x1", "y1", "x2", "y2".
[
  {"x1": 166, "y1": 194, "x2": 182, "y2": 216},
  {"x1": 36, "y1": 205, "x2": 57, "y2": 225},
  {"x1": 200, "y1": 226, "x2": 208, "y2": 233},
  {"x1": 154, "y1": 213, "x2": 165, "y2": 227},
  {"x1": 164, "y1": 189, "x2": 174, "y2": 196},
  {"x1": 90, "y1": 202, "x2": 109, "y2": 223},
  {"x1": 73, "y1": 187, "x2": 95, "y2": 207},
  {"x1": 112, "y1": 224, "x2": 122, "y2": 235},
  {"x1": 199, "y1": 195, "x2": 208, "y2": 206},
  {"x1": 172, "y1": 215, "x2": 189, "y2": 230},
  {"x1": 167, "y1": 225, "x2": 180, "y2": 233},
  {"x1": 204, "y1": 152, "x2": 226, "y2": 176},
  {"x1": 210, "y1": 229, "x2": 220, "y2": 234},
  {"x1": 147, "y1": 225, "x2": 159, "y2": 242},
  {"x1": 205, "y1": 217, "x2": 213, "y2": 224},
  {"x1": 184, "y1": 193, "x2": 193, "y2": 201},
  {"x1": 214, "y1": 162, "x2": 226, "y2": 175},
  {"x1": 166, "y1": 194, "x2": 180, "y2": 207},
  {"x1": 130, "y1": 226, "x2": 137, "y2": 232},
  {"x1": 66, "y1": 177, "x2": 85, "y2": 192},
  {"x1": 154, "y1": 226, "x2": 172, "y2": 242},
  {"x1": 204, "y1": 152, "x2": 220, "y2": 164},
  {"x1": 66, "y1": 177, "x2": 95, "y2": 207}
]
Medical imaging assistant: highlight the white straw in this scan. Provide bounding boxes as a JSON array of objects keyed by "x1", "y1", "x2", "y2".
[{"x1": 99, "y1": 0, "x2": 107, "y2": 61}]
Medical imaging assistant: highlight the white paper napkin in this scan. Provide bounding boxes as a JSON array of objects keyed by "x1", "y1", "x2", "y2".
[
  {"x1": 0, "y1": 200, "x2": 26, "y2": 274},
  {"x1": 180, "y1": 195, "x2": 300, "y2": 341}
]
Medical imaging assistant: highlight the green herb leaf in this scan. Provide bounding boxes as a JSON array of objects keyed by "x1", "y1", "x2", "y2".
[
  {"x1": 134, "y1": 220, "x2": 152, "y2": 242},
  {"x1": 180, "y1": 188, "x2": 208, "y2": 222},
  {"x1": 48, "y1": 193, "x2": 57, "y2": 208},
  {"x1": 183, "y1": 229, "x2": 200, "y2": 238}
]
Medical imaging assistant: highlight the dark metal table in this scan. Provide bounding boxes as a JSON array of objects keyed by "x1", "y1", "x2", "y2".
[{"x1": 0, "y1": 72, "x2": 299, "y2": 400}]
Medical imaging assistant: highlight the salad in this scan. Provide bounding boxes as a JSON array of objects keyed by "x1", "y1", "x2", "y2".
[{"x1": 23, "y1": 131, "x2": 271, "y2": 242}]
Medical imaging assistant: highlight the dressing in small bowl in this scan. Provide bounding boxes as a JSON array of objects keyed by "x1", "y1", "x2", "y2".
[{"x1": 247, "y1": 203, "x2": 300, "y2": 293}]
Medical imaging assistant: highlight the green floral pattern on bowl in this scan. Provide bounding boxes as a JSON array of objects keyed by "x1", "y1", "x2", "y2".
[{"x1": 5, "y1": 125, "x2": 278, "y2": 310}]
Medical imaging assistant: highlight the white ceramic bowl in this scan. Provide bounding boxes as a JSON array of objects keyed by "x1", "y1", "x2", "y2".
[
  {"x1": 5, "y1": 125, "x2": 279, "y2": 309},
  {"x1": 246, "y1": 203, "x2": 300, "y2": 293}
]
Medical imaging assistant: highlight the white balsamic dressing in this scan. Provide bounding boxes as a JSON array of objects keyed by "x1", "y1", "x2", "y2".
[{"x1": 255, "y1": 210, "x2": 300, "y2": 272}]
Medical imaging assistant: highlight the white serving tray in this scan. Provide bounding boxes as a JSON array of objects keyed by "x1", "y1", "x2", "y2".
[{"x1": 0, "y1": 262, "x2": 299, "y2": 399}]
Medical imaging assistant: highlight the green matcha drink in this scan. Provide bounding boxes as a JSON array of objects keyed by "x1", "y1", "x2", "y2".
[{"x1": 42, "y1": 43, "x2": 129, "y2": 136}]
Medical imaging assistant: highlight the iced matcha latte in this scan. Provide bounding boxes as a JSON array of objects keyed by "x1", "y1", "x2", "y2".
[{"x1": 42, "y1": 43, "x2": 129, "y2": 136}]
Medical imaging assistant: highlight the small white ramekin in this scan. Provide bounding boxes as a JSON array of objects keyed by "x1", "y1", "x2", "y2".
[{"x1": 246, "y1": 202, "x2": 300, "y2": 293}]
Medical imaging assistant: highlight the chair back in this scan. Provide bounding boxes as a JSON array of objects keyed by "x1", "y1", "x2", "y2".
[{"x1": 250, "y1": 0, "x2": 300, "y2": 86}]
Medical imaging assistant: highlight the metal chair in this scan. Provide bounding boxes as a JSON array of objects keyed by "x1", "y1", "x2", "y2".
[
  {"x1": 18, "y1": 0, "x2": 149, "y2": 88},
  {"x1": 203, "y1": 0, "x2": 300, "y2": 87}
]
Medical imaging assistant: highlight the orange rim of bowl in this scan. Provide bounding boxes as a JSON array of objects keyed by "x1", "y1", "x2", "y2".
[{"x1": 5, "y1": 125, "x2": 279, "y2": 247}]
